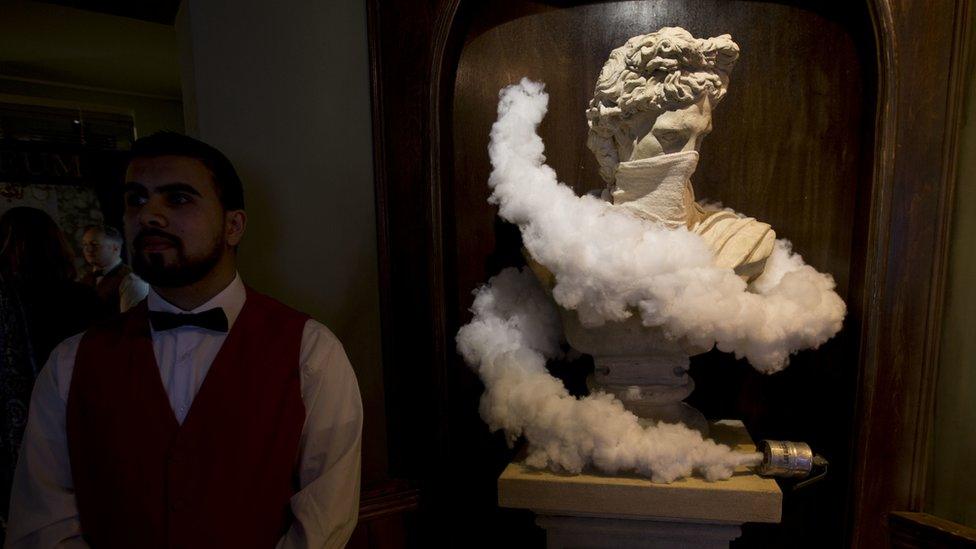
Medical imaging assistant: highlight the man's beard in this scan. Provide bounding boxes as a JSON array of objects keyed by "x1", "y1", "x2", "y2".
[{"x1": 131, "y1": 228, "x2": 224, "y2": 288}]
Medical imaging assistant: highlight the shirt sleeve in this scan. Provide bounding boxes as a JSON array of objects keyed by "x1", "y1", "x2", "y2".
[
  {"x1": 5, "y1": 334, "x2": 88, "y2": 549},
  {"x1": 118, "y1": 273, "x2": 149, "y2": 313},
  {"x1": 277, "y1": 320, "x2": 363, "y2": 549}
]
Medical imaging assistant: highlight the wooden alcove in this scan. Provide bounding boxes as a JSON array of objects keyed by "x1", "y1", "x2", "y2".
[{"x1": 367, "y1": 1, "x2": 972, "y2": 547}]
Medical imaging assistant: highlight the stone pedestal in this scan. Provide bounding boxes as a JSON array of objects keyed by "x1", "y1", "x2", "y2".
[
  {"x1": 498, "y1": 420, "x2": 781, "y2": 548},
  {"x1": 558, "y1": 311, "x2": 710, "y2": 434}
]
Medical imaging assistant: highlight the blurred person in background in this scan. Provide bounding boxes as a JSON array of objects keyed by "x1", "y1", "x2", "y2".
[
  {"x1": 0, "y1": 276, "x2": 33, "y2": 544},
  {"x1": 0, "y1": 208, "x2": 99, "y2": 378},
  {"x1": 79, "y1": 224, "x2": 148, "y2": 314},
  {"x1": 0, "y1": 207, "x2": 99, "y2": 543}
]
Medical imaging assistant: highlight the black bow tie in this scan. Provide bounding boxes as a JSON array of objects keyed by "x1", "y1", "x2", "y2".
[{"x1": 149, "y1": 308, "x2": 228, "y2": 332}]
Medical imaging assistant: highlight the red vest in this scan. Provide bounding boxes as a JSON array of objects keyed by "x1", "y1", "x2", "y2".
[
  {"x1": 66, "y1": 287, "x2": 309, "y2": 549},
  {"x1": 80, "y1": 263, "x2": 132, "y2": 316}
]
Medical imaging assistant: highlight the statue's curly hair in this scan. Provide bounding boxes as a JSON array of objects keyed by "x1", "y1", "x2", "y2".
[{"x1": 586, "y1": 28, "x2": 740, "y2": 183}]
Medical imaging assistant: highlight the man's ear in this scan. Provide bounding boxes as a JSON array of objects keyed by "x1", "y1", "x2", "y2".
[{"x1": 225, "y1": 210, "x2": 247, "y2": 247}]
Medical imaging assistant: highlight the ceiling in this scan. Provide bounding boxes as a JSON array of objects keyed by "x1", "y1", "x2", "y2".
[
  {"x1": 33, "y1": 0, "x2": 181, "y2": 25},
  {"x1": 0, "y1": 1, "x2": 183, "y2": 98}
]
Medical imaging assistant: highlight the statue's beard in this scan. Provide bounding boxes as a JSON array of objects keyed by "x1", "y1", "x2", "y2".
[
  {"x1": 611, "y1": 150, "x2": 700, "y2": 228},
  {"x1": 132, "y1": 230, "x2": 225, "y2": 288}
]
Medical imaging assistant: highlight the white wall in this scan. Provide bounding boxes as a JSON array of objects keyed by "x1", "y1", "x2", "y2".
[{"x1": 176, "y1": 0, "x2": 387, "y2": 483}]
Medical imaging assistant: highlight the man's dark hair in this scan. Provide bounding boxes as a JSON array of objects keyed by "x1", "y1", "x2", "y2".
[
  {"x1": 83, "y1": 224, "x2": 123, "y2": 245},
  {"x1": 128, "y1": 132, "x2": 245, "y2": 211}
]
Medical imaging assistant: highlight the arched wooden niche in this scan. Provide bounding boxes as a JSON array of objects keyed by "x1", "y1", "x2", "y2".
[
  {"x1": 368, "y1": 0, "x2": 969, "y2": 546},
  {"x1": 442, "y1": 3, "x2": 875, "y2": 545},
  {"x1": 424, "y1": 0, "x2": 877, "y2": 546}
]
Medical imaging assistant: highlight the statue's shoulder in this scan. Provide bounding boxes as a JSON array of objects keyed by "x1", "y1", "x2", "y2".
[{"x1": 692, "y1": 208, "x2": 776, "y2": 280}]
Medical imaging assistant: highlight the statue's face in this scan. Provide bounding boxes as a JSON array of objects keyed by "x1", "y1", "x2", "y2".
[{"x1": 622, "y1": 96, "x2": 713, "y2": 161}]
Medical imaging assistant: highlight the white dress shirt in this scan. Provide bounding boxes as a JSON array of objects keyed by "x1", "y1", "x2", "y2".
[
  {"x1": 116, "y1": 272, "x2": 149, "y2": 313},
  {"x1": 5, "y1": 274, "x2": 363, "y2": 549}
]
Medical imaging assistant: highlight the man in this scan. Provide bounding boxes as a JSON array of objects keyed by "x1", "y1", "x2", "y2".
[
  {"x1": 79, "y1": 224, "x2": 148, "y2": 313},
  {"x1": 7, "y1": 132, "x2": 363, "y2": 548}
]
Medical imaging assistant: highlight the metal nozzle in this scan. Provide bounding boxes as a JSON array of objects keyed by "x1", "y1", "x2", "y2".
[{"x1": 755, "y1": 440, "x2": 829, "y2": 490}]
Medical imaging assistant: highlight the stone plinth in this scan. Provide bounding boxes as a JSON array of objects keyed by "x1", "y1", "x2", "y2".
[{"x1": 498, "y1": 420, "x2": 781, "y2": 548}]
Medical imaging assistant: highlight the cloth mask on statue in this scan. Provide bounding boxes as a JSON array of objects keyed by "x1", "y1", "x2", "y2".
[{"x1": 611, "y1": 150, "x2": 701, "y2": 229}]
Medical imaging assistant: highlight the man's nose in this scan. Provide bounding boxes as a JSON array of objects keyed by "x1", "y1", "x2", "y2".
[{"x1": 138, "y1": 196, "x2": 168, "y2": 227}]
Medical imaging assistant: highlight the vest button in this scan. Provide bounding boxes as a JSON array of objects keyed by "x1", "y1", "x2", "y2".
[{"x1": 171, "y1": 498, "x2": 185, "y2": 511}]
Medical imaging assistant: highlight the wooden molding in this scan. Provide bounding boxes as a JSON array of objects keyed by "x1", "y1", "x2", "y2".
[
  {"x1": 349, "y1": 482, "x2": 421, "y2": 549},
  {"x1": 359, "y1": 482, "x2": 421, "y2": 523},
  {"x1": 849, "y1": 0, "x2": 973, "y2": 546},
  {"x1": 890, "y1": 512, "x2": 976, "y2": 548}
]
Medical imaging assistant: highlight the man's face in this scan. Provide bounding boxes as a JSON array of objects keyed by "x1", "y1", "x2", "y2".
[
  {"x1": 123, "y1": 155, "x2": 238, "y2": 288},
  {"x1": 81, "y1": 229, "x2": 120, "y2": 269},
  {"x1": 625, "y1": 96, "x2": 714, "y2": 161}
]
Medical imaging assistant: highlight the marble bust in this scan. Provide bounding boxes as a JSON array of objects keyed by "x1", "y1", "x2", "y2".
[{"x1": 587, "y1": 27, "x2": 774, "y2": 282}]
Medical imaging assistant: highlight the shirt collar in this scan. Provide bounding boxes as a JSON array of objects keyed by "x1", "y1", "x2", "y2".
[{"x1": 147, "y1": 273, "x2": 246, "y2": 331}]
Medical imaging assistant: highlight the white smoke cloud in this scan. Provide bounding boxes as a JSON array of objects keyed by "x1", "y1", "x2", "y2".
[
  {"x1": 487, "y1": 78, "x2": 845, "y2": 371},
  {"x1": 457, "y1": 268, "x2": 761, "y2": 482},
  {"x1": 456, "y1": 78, "x2": 845, "y2": 482}
]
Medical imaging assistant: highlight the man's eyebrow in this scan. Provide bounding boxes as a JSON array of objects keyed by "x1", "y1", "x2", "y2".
[
  {"x1": 122, "y1": 181, "x2": 202, "y2": 197},
  {"x1": 156, "y1": 183, "x2": 202, "y2": 196},
  {"x1": 123, "y1": 181, "x2": 146, "y2": 193}
]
